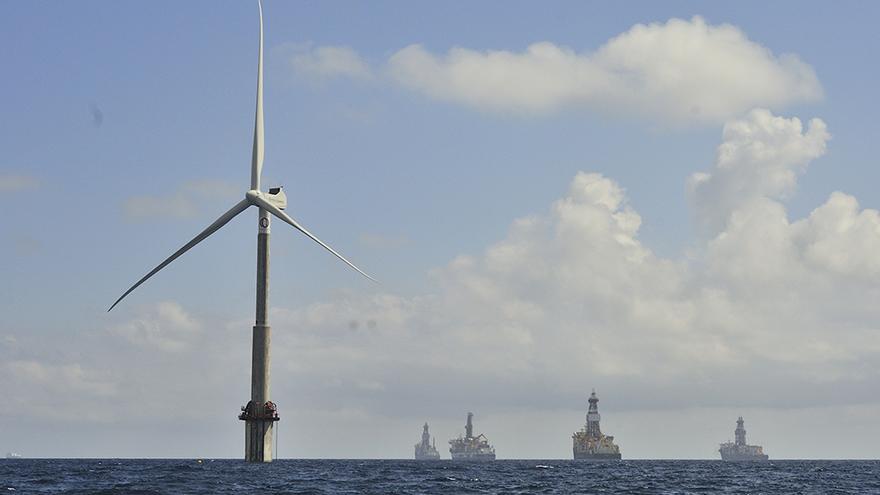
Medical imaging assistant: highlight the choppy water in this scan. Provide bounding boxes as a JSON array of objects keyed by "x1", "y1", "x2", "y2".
[{"x1": 1, "y1": 459, "x2": 878, "y2": 494}]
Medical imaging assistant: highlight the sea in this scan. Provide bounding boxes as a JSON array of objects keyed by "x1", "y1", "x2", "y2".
[{"x1": 2, "y1": 459, "x2": 878, "y2": 494}]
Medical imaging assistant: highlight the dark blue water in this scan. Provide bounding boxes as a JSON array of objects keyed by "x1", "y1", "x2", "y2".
[{"x1": 2, "y1": 459, "x2": 878, "y2": 494}]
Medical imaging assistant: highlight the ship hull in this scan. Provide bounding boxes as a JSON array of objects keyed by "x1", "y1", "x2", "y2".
[
  {"x1": 450, "y1": 452, "x2": 496, "y2": 461},
  {"x1": 720, "y1": 452, "x2": 768, "y2": 461},
  {"x1": 573, "y1": 452, "x2": 621, "y2": 460},
  {"x1": 414, "y1": 453, "x2": 441, "y2": 461}
]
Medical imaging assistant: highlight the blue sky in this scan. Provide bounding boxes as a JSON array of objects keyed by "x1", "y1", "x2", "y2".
[{"x1": 2, "y1": 1, "x2": 880, "y2": 459}]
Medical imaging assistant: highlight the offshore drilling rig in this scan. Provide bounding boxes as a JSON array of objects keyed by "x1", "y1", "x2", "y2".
[
  {"x1": 572, "y1": 390, "x2": 622, "y2": 460},
  {"x1": 414, "y1": 423, "x2": 441, "y2": 460},
  {"x1": 719, "y1": 417, "x2": 769, "y2": 461},
  {"x1": 449, "y1": 413, "x2": 496, "y2": 461}
]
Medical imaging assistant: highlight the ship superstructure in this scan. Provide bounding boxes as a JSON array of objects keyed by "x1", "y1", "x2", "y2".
[
  {"x1": 719, "y1": 417, "x2": 768, "y2": 461},
  {"x1": 414, "y1": 422, "x2": 441, "y2": 460},
  {"x1": 572, "y1": 390, "x2": 621, "y2": 460},
  {"x1": 449, "y1": 412, "x2": 495, "y2": 461}
]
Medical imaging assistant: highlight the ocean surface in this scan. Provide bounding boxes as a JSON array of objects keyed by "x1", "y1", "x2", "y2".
[{"x1": 2, "y1": 459, "x2": 878, "y2": 494}]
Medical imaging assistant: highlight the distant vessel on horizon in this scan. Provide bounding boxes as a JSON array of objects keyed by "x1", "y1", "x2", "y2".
[
  {"x1": 572, "y1": 390, "x2": 622, "y2": 460},
  {"x1": 414, "y1": 422, "x2": 441, "y2": 460},
  {"x1": 719, "y1": 417, "x2": 768, "y2": 461},
  {"x1": 5, "y1": 453, "x2": 21, "y2": 459},
  {"x1": 449, "y1": 412, "x2": 495, "y2": 461}
]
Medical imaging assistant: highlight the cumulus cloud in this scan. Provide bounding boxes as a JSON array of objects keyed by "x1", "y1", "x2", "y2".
[
  {"x1": 293, "y1": 17, "x2": 822, "y2": 123},
  {"x1": 689, "y1": 109, "x2": 830, "y2": 232},
  {"x1": 794, "y1": 192, "x2": 880, "y2": 278},
  {"x1": 271, "y1": 174, "x2": 694, "y2": 402},
  {"x1": 122, "y1": 179, "x2": 238, "y2": 220},
  {"x1": 288, "y1": 44, "x2": 374, "y2": 81},
  {"x1": 0, "y1": 173, "x2": 38, "y2": 192},
  {"x1": 110, "y1": 301, "x2": 202, "y2": 352},
  {"x1": 259, "y1": 110, "x2": 879, "y2": 424},
  {"x1": 388, "y1": 17, "x2": 821, "y2": 121}
]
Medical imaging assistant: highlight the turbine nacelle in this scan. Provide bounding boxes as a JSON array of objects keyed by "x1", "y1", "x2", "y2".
[
  {"x1": 267, "y1": 187, "x2": 287, "y2": 210},
  {"x1": 246, "y1": 187, "x2": 287, "y2": 210}
]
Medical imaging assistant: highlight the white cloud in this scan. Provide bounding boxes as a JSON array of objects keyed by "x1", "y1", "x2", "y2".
[
  {"x1": 122, "y1": 179, "x2": 238, "y2": 220},
  {"x1": 389, "y1": 16, "x2": 821, "y2": 121},
  {"x1": 299, "y1": 16, "x2": 822, "y2": 123},
  {"x1": 793, "y1": 192, "x2": 880, "y2": 279},
  {"x1": 258, "y1": 109, "x2": 879, "y2": 427},
  {"x1": 110, "y1": 301, "x2": 202, "y2": 352},
  {"x1": 689, "y1": 108, "x2": 830, "y2": 233},
  {"x1": 5, "y1": 360, "x2": 117, "y2": 398},
  {"x1": 0, "y1": 359, "x2": 119, "y2": 422},
  {"x1": 0, "y1": 173, "x2": 38, "y2": 192},
  {"x1": 289, "y1": 44, "x2": 373, "y2": 81}
]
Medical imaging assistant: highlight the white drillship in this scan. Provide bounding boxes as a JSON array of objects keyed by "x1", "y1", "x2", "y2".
[
  {"x1": 449, "y1": 413, "x2": 495, "y2": 461},
  {"x1": 414, "y1": 423, "x2": 441, "y2": 460},
  {"x1": 719, "y1": 417, "x2": 769, "y2": 461}
]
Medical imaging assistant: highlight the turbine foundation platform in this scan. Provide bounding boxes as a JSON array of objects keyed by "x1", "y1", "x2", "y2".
[
  {"x1": 239, "y1": 400, "x2": 279, "y2": 462},
  {"x1": 240, "y1": 322, "x2": 278, "y2": 462}
]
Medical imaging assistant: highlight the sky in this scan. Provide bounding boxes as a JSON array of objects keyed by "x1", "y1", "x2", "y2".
[{"x1": 1, "y1": 0, "x2": 879, "y2": 459}]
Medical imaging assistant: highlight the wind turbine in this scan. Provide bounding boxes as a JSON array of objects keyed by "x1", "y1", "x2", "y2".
[{"x1": 109, "y1": 0, "x2": 373, "y2": 462}]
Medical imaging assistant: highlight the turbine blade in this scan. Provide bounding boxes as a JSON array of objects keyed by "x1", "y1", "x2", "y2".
[
  {"x1": 108, "y1": 199, "x2": 251, "y2": 311},
  {"x1": 249, "y1": 194, "x2": 376, "y2": 282},
  {"x1": 250, "y1": 0, "x2": 264, "y2": 191}
]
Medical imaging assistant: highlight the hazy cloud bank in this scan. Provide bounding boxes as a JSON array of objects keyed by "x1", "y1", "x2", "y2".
[
  {"x1": 0, "y1": 173, "x2": 39, "y2": 192},
  {"x1": 286, "y1": 43, "x2": 373, "y2": 81},
  {"x1": 110, "y1": 301, "x2": 202, "y2": 352},
  {"x1": 122, "y1": 179, "x2": 239, "y2": 221}
]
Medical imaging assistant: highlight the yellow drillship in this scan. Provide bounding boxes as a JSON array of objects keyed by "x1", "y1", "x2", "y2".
[{"x1": 572, "y1": 390, "x2": 622, "y2": 460}]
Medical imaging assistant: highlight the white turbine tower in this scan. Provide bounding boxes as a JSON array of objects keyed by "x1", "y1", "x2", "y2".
[{"x1": 109, "y1": 0, "x2": 374, "y2": 462}]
